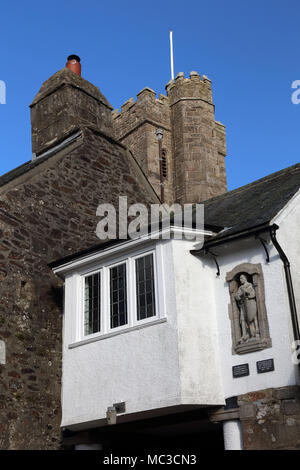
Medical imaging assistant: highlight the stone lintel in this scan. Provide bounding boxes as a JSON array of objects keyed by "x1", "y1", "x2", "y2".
[{"x1": 209, "y1": 407, "x2": 240, "y2": 423}]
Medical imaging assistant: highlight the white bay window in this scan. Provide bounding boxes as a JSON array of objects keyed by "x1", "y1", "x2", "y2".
[{"x1": 80, "y1": 250, "x2": 159, "y2": 341}]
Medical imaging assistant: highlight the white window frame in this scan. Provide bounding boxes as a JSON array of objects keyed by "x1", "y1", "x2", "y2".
[
  {"x1": 106, "y1": 258, "x2": 130, "y2": 334},
  {"x1": 131, "y1": 250, "x2": 159, "y2": 327},
  {"x1": 80, "y1": 267, "x2": 104, "y2": 340},
  {"x1": 74, "y1": 244, "x2": 164, "y2": 343}
]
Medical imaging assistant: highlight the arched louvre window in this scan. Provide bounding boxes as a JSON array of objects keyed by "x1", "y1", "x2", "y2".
[{"x1": 161, "y1": 149, "x2": 168, "y2": 179}]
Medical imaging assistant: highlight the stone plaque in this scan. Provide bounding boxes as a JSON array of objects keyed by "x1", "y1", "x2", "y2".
[
  {"x1": 256, "y1": 358, "x2": 274, "y2": 374},
  {"x1": 232, "y1": 363, "x2": 249, "y2": 378}
]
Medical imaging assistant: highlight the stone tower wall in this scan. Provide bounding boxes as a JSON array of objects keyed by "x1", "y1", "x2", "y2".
[
  {"x1": 113, "y1": 71, "x2": 228, "y2": 205},
  {"x1": 113, "y1": 88, "x2": 174, "y2": 204}
]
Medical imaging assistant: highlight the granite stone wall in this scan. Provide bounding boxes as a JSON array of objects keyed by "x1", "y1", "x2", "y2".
[
  {"x1": 0, "y1": 65, "x2": 229, "y2": 449},
  {"x1": 30, "y1": 68, "x2": 114, "y2": 156},
  {"x1": 0, "y1": 126, "x2": 157, "y2": 449},
  {"x1": 113, "y1": 88, "x2": 174, "y2": 204},
  {"x1": 239, "y1": 386, "x2": 300, "y2": 450}
]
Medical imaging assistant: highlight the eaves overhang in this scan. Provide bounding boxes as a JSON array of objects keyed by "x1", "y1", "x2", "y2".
[
  {"x1": 49, "y1": 225, "x2": 215, "y2": 275},
  {"x1": 190, "y1": 222, "x2": 275, "y2": 255}
]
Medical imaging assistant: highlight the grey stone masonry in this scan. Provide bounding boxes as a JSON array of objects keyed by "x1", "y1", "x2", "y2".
[
  {"x1": 31, "y1": 68, "x2": 114, "y2": 156},
  {"x1": 0, "y1": 69, "x2": 158, "y2": 450},
  {"x1": 238, "y1": 386, "x2": 300, "y2": 450},
  {"x1": 209, "y1": 386, "x2": 300, "y2": 449},
  {"x1": 113, "y1": 71, "x2": 227, "y2": 205}
]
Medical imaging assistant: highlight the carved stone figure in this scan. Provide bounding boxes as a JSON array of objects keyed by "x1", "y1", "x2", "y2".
[
  {"x1": 234, "y1": 274, "x2": 260, "y2": 342},
  {"x1": 226, "y1": 263, "x2": 272, "y2": 355}
]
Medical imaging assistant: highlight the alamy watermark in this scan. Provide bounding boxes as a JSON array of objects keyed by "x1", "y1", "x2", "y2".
[
  {"x1": 0, "y1": 80, "x2": 6, "y2": 104},
  {"x1": 291, "y1": 80, "x2": 300, "y2": 104},
  {"x1": 95, "y1": 197, "x2": 204, "y2": 244}
]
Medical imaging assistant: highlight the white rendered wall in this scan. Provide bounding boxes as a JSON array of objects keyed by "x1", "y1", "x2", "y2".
[
  {"x1": 272, "y1": 189, "x2": 300, "y2": 338},
  {"x1": 61, "y1": 237, "x2": 225, "y2": 430},
  {"x1": 210, "y1": 237, "x2": 297, "y2": 400},
  {"x1": 61, "y1": 240, "x2": 181, "y2": 429},
  {"x1": 60, "y1": 223, "x2": 298, "y2": 430},
  {"x1": 171, "y1": 239, "x2": 224, "y2": 405}
]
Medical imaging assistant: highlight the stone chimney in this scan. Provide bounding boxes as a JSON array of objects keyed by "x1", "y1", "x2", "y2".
[{"x1": 30, "y1": 56, "x2": 114, "y2": 157}]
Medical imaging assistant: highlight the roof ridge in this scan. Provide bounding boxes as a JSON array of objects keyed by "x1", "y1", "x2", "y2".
[
  {"x1": 0, "y1": 126, "x2": 125, "y2": 188},
  {"x1": 0, "y1": 133, "x2": 84, "y2": 188}
]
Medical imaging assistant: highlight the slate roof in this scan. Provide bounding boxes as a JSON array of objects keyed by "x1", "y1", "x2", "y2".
[
  {"x1": 50, "y1": 161, "x2": 300, "y2": 267},
  {"x1": 0, "y1": 129, "x2": 84, "y2": 188},
  {"x1": 200, "y1": 161, "x2": 300, "y2": 242},
  {"x1": 0, "y1": 160, "x2": 33, "y2": 187},
  {"x1": 5, "y1": 142, "x2": 299, "y2": 267}
]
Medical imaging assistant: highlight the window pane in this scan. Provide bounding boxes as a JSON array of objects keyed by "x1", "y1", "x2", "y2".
[
  {"x1": 136, "y1": 254, "x2": 156, "y2": 320},
  {"x1": 110, "y1": 263, "x2": 127, "y2": 329},
  {"x1": 84, "y1": 272, "x2": 101, "y2": 335}
]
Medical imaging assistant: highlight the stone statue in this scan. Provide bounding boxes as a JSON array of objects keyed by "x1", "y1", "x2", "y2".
[{"x1": 235, "y1": 274, "x2": 260, "y2": 342}]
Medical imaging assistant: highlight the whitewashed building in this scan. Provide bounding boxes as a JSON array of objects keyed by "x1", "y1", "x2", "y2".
[
  {"x1": 2, "y1": 55, "x2": 300, "y2": 450},
  {"x1": 51, "y1": 165, "x2": 300, "y2": 450}
]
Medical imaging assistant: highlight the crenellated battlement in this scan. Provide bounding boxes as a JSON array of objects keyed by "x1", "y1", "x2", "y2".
[
  {"x1": 113, "y1": 71, "x2": 212, "y2": 120},
  {"x1": 112, "y1": 70, "x2": 227, "y2": 204},
  {"x1": 166, "y1": 71, "x2": 213, "y2": 106},
  {"x1": 165, "y1": 70, "x2": 210, "y2": 88},
  {"x1": 112, "y1": 85, "x2": 173, "y2": 204},
  {"x1": 112, "y1": 87, "x2": 170, "y2": 123}
]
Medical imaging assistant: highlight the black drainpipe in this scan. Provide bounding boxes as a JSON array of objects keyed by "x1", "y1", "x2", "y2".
[{"x1": 270, "y1": 224, "x2": 300, "y2": 352}]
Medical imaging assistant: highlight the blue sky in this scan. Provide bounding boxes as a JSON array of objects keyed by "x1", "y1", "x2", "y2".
[{"x1": 0, "y1": 0, "x2": 299, "y2": 190}]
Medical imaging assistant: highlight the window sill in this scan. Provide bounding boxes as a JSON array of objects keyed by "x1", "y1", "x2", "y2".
[{"x1": 68, "y1": 317, "x2": 167, "y2": 349}]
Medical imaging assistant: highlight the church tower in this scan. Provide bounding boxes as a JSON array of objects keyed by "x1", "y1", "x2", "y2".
[{"x1": 113, "y1": 71, "x2": 227, "y2": 204}]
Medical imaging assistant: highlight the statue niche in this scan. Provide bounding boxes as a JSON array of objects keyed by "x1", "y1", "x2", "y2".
[
  {"x1": 235, "y1": 273, "x2": 260, "y2": 342},
  {"x1": 226, "y1": 263, "x2": 271, "y2": 355}
]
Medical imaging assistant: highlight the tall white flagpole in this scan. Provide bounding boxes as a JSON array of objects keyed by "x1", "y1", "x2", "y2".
[{"x1": 170, "y1": 30, "x2": 174, "y2": 82}]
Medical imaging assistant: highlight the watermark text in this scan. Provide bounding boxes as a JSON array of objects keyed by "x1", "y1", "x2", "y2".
[
  {"x1": 0, "y1": 80, "x2": 6, "y2": 104},
  {"x1": 291, "y1": 80, "x2": 300, "y2": 104},
  {"x1": 95, "y1": 197, "x2": 204, "y2": 243}
]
